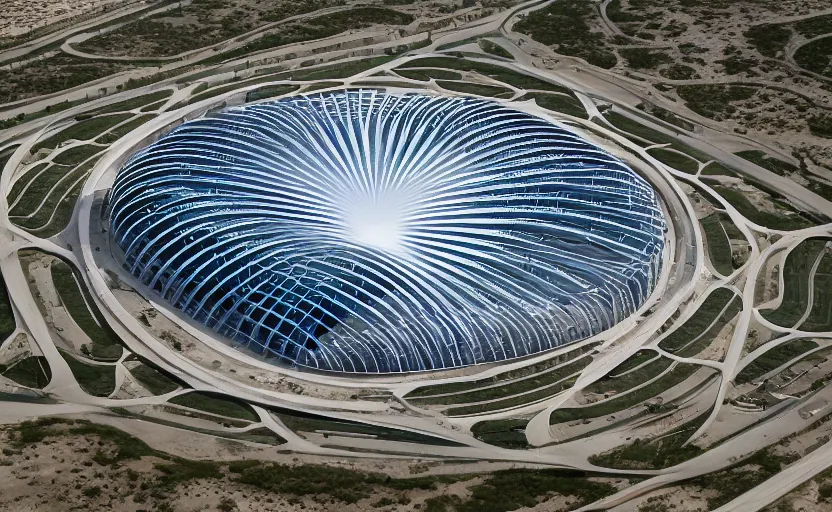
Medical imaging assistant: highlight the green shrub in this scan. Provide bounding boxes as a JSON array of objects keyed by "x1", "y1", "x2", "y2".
[
  {"x1": 470, "y1": 419, "x2": 530, "y2": 449},
  {"x1": 51, "y1": 261, "x2": 123, "y2": 360},
  {"x1": 233, "y1": 462, "x2": 438, "y2": 503},
  {"x1": 744, "y1": 24, "x2": 792, "y2": 58},
  {"x1": 52, "y1": 145, "x2": 100, "y2": 166},
  {"x1": 451, "y1": 469, "x2": 617, "y2": 512},
  {"x1": 707, "y1": 183, "x2": 814, "y2": 230},
  {"x1": 0, "y1": 356, "x2": 51, "y2": 388},
  {"x1": 589, "y1": 409, "x2": 708, "y2": 469},
  {"x1": 395, "y1": 68, "x2": 463, "y2": 81},
  {"x1": 59, "y1": 351, "x2": 116, "y2": 396},
  {"x1": 0, "y1": 275, "x2": 13, "y2": 342},
  {"x1": 676, "y1": 85, "x2": 756, "y2": 120},
  {"x1": 245, "y1": 84, "x2": 298, "y2": 102},
  {"x1": 32, "y1": 114, "x2": 132, "y2": 152},
  {"x1": 78, "y1": 0, "x2": 347, "y2": 57},
  {"x1": 82, "y1": 486, "x2": 101, "y2": 498},
  {"x1": 606, "y1": 0, "x2": 645, "y2": 22},
  {"x1": 586, "y1": 357, "x2": 671, "y2": 395},
  {"x1": 218, "y1": 497, "x2": 237, "y2": 511},
  {"x1": 398, "y1": 57, "x2": 575, "y2": 95},
  {"x1": 735, "y1": 339, "x2": 819, "y2": 384},
  {"x1": 619, "y1": 48, "x2": 672, "y2": 69},
  {"x1": 717, "y1": 55, "x2": 759, "y2": 75},
  {"x1": 169, "y1": 391, "x2": 258, "y2": 421},
  {"x1": 276, "y1": 410, "x2": 461, "y2": 446},
  {"x1": 734, "y1": 151, "x2": 798, "y2": 176},
  {"x1": 0, "y1": 54, "x2": 129, "y2": 103},
  {"x1": 659, "y1": 288, "x2": 738, "y2": 355},
  {"x1": 92, "y1": 90, "x2": 173, "y2": 115},
  {"x1": 478, "y1": 39, "x2": 513, "y2": 59},
  {"x1": 550, "y1": 363, "x2": 700, "y2": 425},
  {"x1": 513, "y1": 0, "x2": 617, "y2": 69},
  {"x1": 809, "y1": 114, "x2": 832, "y2": 138},
  {"x1": 761, "y1": 238, "x2": 832, "y2": 330},
  {"x1": 700, "y1": 162, "x2": 738, "y2": 177},
  {"x1": 101, "y1": 115, "x2": 155, "y2": 141},
  {"x1": 200, "y1": 8, "x2": 413, "y2": 64},
  {"x1": 660, "y1": 64, "x2": 699, "y2": 80},
  {"x1": 291, "y1": 56, "x2": 396, "y2": 81},
  {"x1": 129, "y1": 363, "x2": 180, "y2": 395},
  {"x1": 794, "y1": 14, "x2": 832, "y2": 38},
  {"x1": 687, "y1": 449, "x2": 797, "y2": 509},
  {"x1": 601, "y1": 111, "x2": 713, "y2": 164},
  {"x1": 154, "y1": 459, "x2": 223, "y2": 489},
  {"x1": 701, "y1": 214, "x2": 735, "y2": 275},
  {"x1": 609, "y1": 350, "x2": 656, "y2": 375},
  {"x1": 437, "y1": 80, "x2": 512, "y2": 98},
  {"x1": 647, "y1": 148, "x2": 699, "y2": 174},
  {"x1": 522, "y1": 92, "x2": 586, "y2": 118}
]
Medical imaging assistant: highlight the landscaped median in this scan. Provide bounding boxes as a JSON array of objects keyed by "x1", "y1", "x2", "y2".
[
  {"x1": 274, "y1": 409, "x2": 463, "y2": 446},
  {"x1": 0, "y1": 273, "x2": 14, "y2": 342},
  {"x1": 519, "y1": 92, "x2": 587, "y2": 118},
  {"x1": 6, "y1": 106, "x2": 162, "y2": 237},
  {"x1": 761, "y1": 237, "x2": 832, "y2": 330},
  {"x1": 470, "y1": 418, "x2": 530, "y2": 449},
  {"x1": 658, "y1": 287, "x2": 741, "y2": 358},
  {"x1": 125, "y1": 360, "x2": 180, "y2": 395},
  {"x1": 395, "y1": 56, "x2": 578, "y2": 96},
  {"x1": 589, "y1": 407, "x2": 710, "y2": 469},
  {"x1": 735, "y1": 339, "x2": 820, "y2": 385},
  {"x1": 404, "y1": 344, "x2": 598, "y2": 415},
  {"x1": 51, "y1": 260, "x2": 124, "y2": 360},
  {"x1": 59, "y1": 349, "x2": 116, "y2": 397},
  {"x1": 600, "y1": 110, "x2": 711, "y2": 166},
  {"x1": 168, "y1": 391, "x2": 260, "y2": 422},
  {"x1": 0, "y1": 354, "x2": 51, "y2": 389},
  {"x1": 700, "y1": 212, "x2": 745, "y2": 276},
  {"x1": 702, "y1": 178, "x2": 816, "y2": 231},
  {"x1": 549, "y1": 361, "x2": 708, "y2": 431}
]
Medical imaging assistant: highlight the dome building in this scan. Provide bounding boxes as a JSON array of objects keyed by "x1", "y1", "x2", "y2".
[{"x1": 108, "y1": 90, "x2": 666, "y2": 373}]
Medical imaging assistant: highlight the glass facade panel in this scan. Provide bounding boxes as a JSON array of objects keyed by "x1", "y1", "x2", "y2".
[{"x1": 109, "y1": 90, "x2": 666, "y2": 373}]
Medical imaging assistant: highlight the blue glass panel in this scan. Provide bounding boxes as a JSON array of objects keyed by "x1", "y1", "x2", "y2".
[{"x1": 108, "y1": 90, "x2": 667, "y2": 373}]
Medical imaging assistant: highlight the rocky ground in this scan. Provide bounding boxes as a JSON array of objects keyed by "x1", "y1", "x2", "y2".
[
  {"x1": 514, "y1": 0, "x2": 832, "y2": 170},
  {"x1": 0, "y1": 416, "x2": 630, "y2": 512},
  {"x1": 0, "y1": 0, "x2": 128, "y2": 39}
]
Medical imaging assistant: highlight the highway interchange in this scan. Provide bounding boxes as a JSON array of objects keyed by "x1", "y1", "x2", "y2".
[{"x1": 1, "y1": 0, "x2": 832, "y2": 510}]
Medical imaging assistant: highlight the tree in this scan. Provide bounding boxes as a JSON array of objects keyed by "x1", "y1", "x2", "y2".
[{"x1": 218, "y1": 497, "x2": 237, "y2": 511}]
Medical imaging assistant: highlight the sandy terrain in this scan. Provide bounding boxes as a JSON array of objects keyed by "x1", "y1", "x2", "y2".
[
  {"x1": 610, "y1": 485, "x2": 716, "y2": 512},
  {"x1": 0, "y1": 0, "x2": 830, "y2": 510},
  {"x1": 0, "y1": 333, "x2": 31, "y2": 366},
  {"x1": 517, "y1": 0, "x2": 832, "y2": 171},
  {"x1": 21, "y1": 253, "x2": 94, "y2": 355},
  {"x1": 0, "y1": 0, "x2": 130, "y2": 39},
  {"x1": 0, "y1": 415, "x2": 625, "y2": 512},
  {"x1": 111, "y1": 284, "x2": 386, "y2": 403}
]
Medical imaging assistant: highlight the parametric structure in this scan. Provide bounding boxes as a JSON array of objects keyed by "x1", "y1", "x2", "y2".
[{"x1": 107, "y1": 90, "x2": 667, "y2": 373}]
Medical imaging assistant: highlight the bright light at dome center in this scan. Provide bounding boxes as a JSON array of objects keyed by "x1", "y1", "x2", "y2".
[
  {"x1": 347, "y1": 198, "x2": 406, "y2": 253},
  {"x1": 107, "y1": 89, "x2": 667, "y2": 373}
]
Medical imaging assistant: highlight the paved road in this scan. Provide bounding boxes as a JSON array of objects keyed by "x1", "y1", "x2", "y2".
[
  {"x1": 599, "y1": 0, "x2": 624, "y2": 36},
  {"x1": 61, "y1": 3, "x2": 353, "y2": 63},
  {"x1": 0, "y1": 1, "x2": 148, "y2": 64},
  {"x1": 576, "y1": 384, "x2": 832, "y2": 510},
  {"x1": 714, "y1": 438, "x2": 832, "y2": 512},
  {"x1": 794, "y1": 242, "x2": 828, "y2": 329},
  {"x1": 0, "y1": 2, "x2": 831, "y2": 510}
]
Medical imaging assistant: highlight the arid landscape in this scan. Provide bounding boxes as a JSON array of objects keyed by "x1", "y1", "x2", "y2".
[{"x1": 1, "y1": 0, "x2": 832, "y2": 511}]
